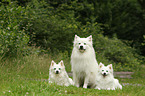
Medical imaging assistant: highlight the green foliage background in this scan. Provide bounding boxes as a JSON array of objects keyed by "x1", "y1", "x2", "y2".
[
  {"x1": 0, "y1": 0, "x2": 144, "y2": 71},
  {"x1": 0, "y1": 3, "x2": 29, "y2": 57}
]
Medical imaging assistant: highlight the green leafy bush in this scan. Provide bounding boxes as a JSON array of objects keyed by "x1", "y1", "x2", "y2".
[
  {"x1": 20, "y1": 0, "x2": 143, "y2": 71},
  {"x1": 51, "y1": 0, "x2": 144, "y2": 55},
  {"x1": 0, "y1": 2, "x2": 29, "y2": 57},
  {"x1": 0, "y1": 0, "x2": 144, "y2": 71},
  {"x1": 22, "y1": 0, "x2": 102, "y2": 54},
  {"x1": 93, "y1": 34, "x2": 140, "y2": 71}
]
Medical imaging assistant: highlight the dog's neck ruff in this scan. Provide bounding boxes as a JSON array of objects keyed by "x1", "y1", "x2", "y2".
[{"x1": 53, "y1": 73, "x2": 62, "y2": 78}]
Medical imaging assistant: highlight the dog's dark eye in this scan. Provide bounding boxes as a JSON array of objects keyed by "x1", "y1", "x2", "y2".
[
  {"x1": 84, "y1": 43, "x2": 86, "y2": 45},
  {"x1": 59, "y1": 68, "x2": 61, "y2": 70},
  {"x1": 54, "y1": 68, "x2": 56, "y2": 70},
  {"x1": 78, "y1": 43, "x2": 81, "y2": 45},
  {"x1": 106, "y1": 70, "x2": 108, "y2": 72},
  {"x1": 102, "y1": 70, "x2": 104, "y2": 71}
]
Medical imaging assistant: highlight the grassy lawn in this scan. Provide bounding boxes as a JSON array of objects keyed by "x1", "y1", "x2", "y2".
[
  {"x1": 0, "y1": 54, "x2": 145, "y2": 96},
  {"x1": 1, "y1": 78, "x2": 145, "y2": 96}
]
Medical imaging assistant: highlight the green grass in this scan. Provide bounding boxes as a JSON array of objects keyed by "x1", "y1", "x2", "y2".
[
  {"x1": 1, "y1": 78, "x2": 145, "y2": 96},
  {"x1": 0, "y1": 54, "x2": 145, "y2": 96}
]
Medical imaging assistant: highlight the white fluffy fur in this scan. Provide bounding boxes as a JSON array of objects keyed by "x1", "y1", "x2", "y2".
[
  {"x1": 71, "y1": 35, "x2": 98, "y2": 88},
  {"x1": 49, "y1": 60, "x2": 73, "y2": 86},
  {"x1": 95, "y1": 63, "x2": 122, "y2": 90}
]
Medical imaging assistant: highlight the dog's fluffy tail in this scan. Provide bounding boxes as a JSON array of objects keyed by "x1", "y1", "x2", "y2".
[{"x1": 114, "y1": 79, "x2": 122, "y2": 90}]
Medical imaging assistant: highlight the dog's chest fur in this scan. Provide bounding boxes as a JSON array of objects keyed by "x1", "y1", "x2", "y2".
[
  {"x1": 51, "y1": 75, "x2": 65, "y2": 83},
  {"x1": 49, "y1": 72, "x2": 70, "y2": 86},
  {"x1": 71, "y1": 48, "x2": 98, "y2": 73},
  {"x1": 96, "y1": 74, "x2": 115, "y2": 88}
]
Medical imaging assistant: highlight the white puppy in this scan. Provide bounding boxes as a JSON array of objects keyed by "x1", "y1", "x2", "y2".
[
  {"x1": 71, "y1": 35, "x2": 98, "y2": 88},
  {"x1": 95, "y1": 62, "x2": 122, "y2": 90},
  {"x1": 49, "y1": 60, "x2": 73, "y2": 86}
]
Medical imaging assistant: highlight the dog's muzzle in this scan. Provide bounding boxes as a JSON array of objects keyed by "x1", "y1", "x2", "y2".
[
  {"x1": 55, "y1": 71, "x2": 59, "y2": 74},
  {"x1": 79, "y1": 46, "x2": 86, "y2": 52},
  {"x1": 80, "y1": 46, "x2": 84, "y2": 50},
  {"x1": 103, "y1": 73, "x2": 107, "y2": 77}
]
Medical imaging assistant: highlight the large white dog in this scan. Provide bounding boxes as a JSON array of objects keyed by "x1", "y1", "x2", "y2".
[{"x1": 71, "y1": 35, "x2": 98, "y2": 88}]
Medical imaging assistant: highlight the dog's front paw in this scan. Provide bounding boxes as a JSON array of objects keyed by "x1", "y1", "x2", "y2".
[
  {"x1": 111, "y1": 88, "x2": 115, "y2": 90},
  {"x1": 49, "y1": 81, "x2": 53, "y2": 83},
  {"x1": 83, "y1": 86, "x2": 87, "y2": 89},
  {"x1": 95, "y1": 87, "x2": 101, "y2": 90},
  {"x1": 83, "y1": 84, "x2": 87, "y2": 88},
  {"x1": 107, "y1": 88, "x2": 110, "y2": 90},
  {"x1": 65, "y1": 84, "x2": 69, "y2": 87},
  {"x1": 76, "y1": 84, "x2": 79, "y2": 88}
]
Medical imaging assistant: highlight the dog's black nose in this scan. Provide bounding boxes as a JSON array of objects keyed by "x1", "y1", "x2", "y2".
[
  {"x1": 103, "y1": 73, "x2": 106, "y2": 75},
  {"x1": 56, "y1": 71, "x2": 59, "y2": 74},
  {"x1": 80, "y1": 46, "x2": 84, "y2": 50}
]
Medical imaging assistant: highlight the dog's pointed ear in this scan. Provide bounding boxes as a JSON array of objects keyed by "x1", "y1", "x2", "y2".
[
  {"x1": 74, "y1": 35, "x2": 80, "y2": 41},
  {"x1": 108, "y1": 64, "x2": 113, "y2": 73},
  {"x1": 51, "y1": 60, "x2": 55, "y2": 66},
  {"x1": 59, "y1": 60, "x2": 64, "y2": 66},
  {"x1": 99, "y1": 62, "x2": 104, "y2": 68},
  {"x1": 108, "y1": 64, "x2": 113, "y2": 70},
  {"x1": 87, "y1": 35, "x2": 92, "y2": 43}
]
